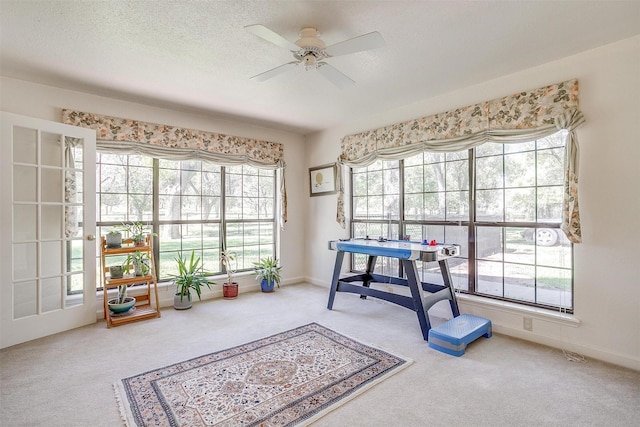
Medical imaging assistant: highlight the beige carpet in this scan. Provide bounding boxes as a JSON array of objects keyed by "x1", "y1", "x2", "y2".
[{"x1": 1, "y1": 283, "x2": 639, "y2": 426}]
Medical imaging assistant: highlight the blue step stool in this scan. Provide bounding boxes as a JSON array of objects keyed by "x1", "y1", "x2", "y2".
[{"x1": 428, "y1": 314, "x2": 492, "y2": 356}]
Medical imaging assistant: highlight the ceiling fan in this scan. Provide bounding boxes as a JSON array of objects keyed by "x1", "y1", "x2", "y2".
[{"x1": 245, "y1": 24, "x2": 385, "y2": 88}]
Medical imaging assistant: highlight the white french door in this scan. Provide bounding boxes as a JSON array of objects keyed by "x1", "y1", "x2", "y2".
[{"x1": 1, "y1": 112, "x2": 96, "y2": 348}]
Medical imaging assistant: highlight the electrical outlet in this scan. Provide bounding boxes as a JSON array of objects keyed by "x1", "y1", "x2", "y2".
[{"x1": 523, "y1": 317, "x2": 533, "y2": 331}]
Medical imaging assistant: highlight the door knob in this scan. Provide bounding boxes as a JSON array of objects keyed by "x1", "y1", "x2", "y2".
[{"x1": 86, "y1": 234, "x2": 96, "y2": 241}]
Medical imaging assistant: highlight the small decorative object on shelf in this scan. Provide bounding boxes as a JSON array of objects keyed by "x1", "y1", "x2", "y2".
[
  {"x1": 100, "y1": 234, "x2": 160, "y2": 328},
  {"x1": 253, "y1": 256, "x2": 282, "y2": 293},
  {"x1": 220, "y1": 249, "x2": 238, "y2": 299}
]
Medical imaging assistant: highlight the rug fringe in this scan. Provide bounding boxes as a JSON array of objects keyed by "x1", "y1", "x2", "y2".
[{"x1": 113, "y1": 381, "x2": 132, "y2": 427}]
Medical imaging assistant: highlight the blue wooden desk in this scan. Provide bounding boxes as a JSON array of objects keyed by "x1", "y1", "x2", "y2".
[{"x1": 328, "y1": 239, "x2": 461, "y2": 340}]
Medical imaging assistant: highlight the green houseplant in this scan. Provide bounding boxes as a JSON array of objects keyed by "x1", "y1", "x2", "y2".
[
  {"x1": 122, "y1": 221, "x2": 155, "y2": 246},
  {"x1": 171, "y1": 251, "x2": 215, "y2": 310},
  {"x1": 107, "y1": 284, "x2": 135, "y2": 314},
  {"x1": 123, "y1": 250, "x2": 150, "y2": 276},
  {"x1": 253, "y1": 256, "x2": 282, "y2": 292},
  {"x1": 220, "y1": 249, "x2": 238, "y2": 299}
]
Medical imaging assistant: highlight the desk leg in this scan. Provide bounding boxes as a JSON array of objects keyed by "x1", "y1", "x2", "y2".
[
  {"x1": 327, "y1": 251, "x2": 345, "y2": 310},
  {"x1": 402, "y1": 259, "x2": 431, "y2": 341},
  {"x1": 360, "y1": 255, "x2": 377, "y2": 299},
  {"x1": 439, "y1": 259, "x2": 460, "y2": 317}
]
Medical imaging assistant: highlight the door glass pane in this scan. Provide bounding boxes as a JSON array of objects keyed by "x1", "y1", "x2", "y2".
[
  {"x1": 13, "y1": 126, "x2": 37, "y2": 164},
  {"x1": 13, "y1": 165, "x2": 36, "y2": 202},
  {"x1": 14, "y1": 281, "x2": 37, "y2": 318},
  {"x1": 40, "y1": 241, "x2": 62, "y2": 277},
  {"x1": 13, "y1": 205, "x2": 37, "y2": 241},
  {"x1": 41, "y1": 132, "x2": 62, "y2": 167},
  {"x1": 66, "y1": 170, "x2": 83, "y2": 204},
  {"x1": 41, "y1": 168, "x2": 63, "y2": 203},
  {"x1": 42, "y1": 205, "x2": 63, "y2": 240},
  {"x1": 13, "y1": 243, "x2": 37, "y2": 280},
  {"x1": 69, "y1": 240, "x2": 84, "y2": 272},
  {"x1": 66, "y1": 274, "x2": 84, "y2": 307},
  {"x1": 42, "y1": 276, "x2": 63, "y2": 312}
]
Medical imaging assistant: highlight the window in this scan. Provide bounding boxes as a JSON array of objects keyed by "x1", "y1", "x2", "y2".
[
  {"x1": 351, "y1": 131, "x2": 573, "y2": 312},
  {"x1": 96, "y1": 154, "x2": 276, "y2": 281}
]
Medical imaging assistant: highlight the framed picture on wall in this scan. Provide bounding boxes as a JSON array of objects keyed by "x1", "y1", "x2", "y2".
[{"x1": 309, "y1": 163, "x2": 337, "y2": 196}]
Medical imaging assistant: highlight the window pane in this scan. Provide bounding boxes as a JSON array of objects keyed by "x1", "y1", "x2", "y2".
[
  {"x1": 536, "y1": 266, "x2": 572, "y2": 308},
  {"x1": 424, "y1": 193, "x2": 445, "y2": 220},
  {"x1": 537, "y1": 148, "x2": 564, "y2": 186},
  {"x1": 404, "y1": 194, "x2": 423, "y2": 220},
  {"x1": 446, "y1": 190, "x2": 468, "y2": 220},
  {"x1": 505, "y1": 188, "x2": 535, "y2": 221},
  {"x1": 505, "y1": 151, "x2": 535, "y2": 187},
  {"x1": 537, "y1": 186, "x2": 562, "y2": 223},
  {"x1": 504, "y1": 263, "x2": 535, "y2": 302},
  {"x1": 353, "y1": 173, "x2": 368, "y2": 197},
  {"x1": 404, "y1": 165, "x2": 423, "y2": 193},
  {"x1": 476, "y1": 189, "x2": 503, "y2": 221},
  {"x1": 476, "y1": 227, "x2": 503, "y2": 261},
  {"x1": 477, "y1": 260, "x2": 503, "y2": 297},
  {"x1": 445, "y1": 160, "x2": 468, "y2": 191},
  {"x1": 476, "y1": 155, "x2": 502, "y2": 189}
]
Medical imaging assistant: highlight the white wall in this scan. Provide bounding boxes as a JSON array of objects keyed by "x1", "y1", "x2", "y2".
[
  {"x1": 0, "y1": 77, "x2": 308, "y2": 287},
  {"x1": 305, "y1": 36, "x2": 640, "y2": 370}
]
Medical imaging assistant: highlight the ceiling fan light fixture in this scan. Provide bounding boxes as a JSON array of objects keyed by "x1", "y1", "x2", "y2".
[
  {"x1": 246, "y1": 24, "x2": 385, "y2": 88},
  {"x1": 295, "y1": 27, "x2": 326, "y2": 50},
  {"x1": 302, "y1": 53, "x2": 321, "y2": 70}
]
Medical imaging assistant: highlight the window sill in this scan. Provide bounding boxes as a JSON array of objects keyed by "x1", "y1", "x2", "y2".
[{"x1": 456, "y1": 293, "x2": 581, "y2": 327}]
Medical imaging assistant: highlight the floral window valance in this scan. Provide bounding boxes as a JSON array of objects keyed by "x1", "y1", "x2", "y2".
[
  {"x1": 62, "y1": 109, "x2": 287, "y2": 226},
  {"x1": 336, "y1": 79, "x2": 584, "y2": 243}
]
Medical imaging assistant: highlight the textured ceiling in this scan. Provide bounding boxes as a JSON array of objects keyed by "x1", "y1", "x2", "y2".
[{"x1": 1, "y1": 1, "x2": 639, "y2": 135}]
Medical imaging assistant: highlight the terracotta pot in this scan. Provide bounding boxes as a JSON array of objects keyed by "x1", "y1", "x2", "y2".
[{"x1": 223, "y1": 282, "x2": 238, "y2": 299}]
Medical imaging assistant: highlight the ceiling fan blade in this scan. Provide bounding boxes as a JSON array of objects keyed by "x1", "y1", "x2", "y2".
[
  {"x1": 250, "y1": 62, "x2": 298, "y2": 82},
  {"x1": 325, "y1": 31, "x2": 385, "y2": 57},
  {"x1": 317, "y1": 63, "x2": 355, "y2": 89},
  {"x1": 245, "y1": 24, "x2": 300, "y2": 51}
]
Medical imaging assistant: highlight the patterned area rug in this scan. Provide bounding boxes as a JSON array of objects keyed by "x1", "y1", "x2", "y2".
[{"x1": 114, "y1": 323, "x2": 411, "y2": 426}]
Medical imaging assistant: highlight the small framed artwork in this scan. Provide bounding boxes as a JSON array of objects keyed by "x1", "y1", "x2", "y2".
[{"x1": 309, "y1": 163, "x2": 337, "y2": 196}]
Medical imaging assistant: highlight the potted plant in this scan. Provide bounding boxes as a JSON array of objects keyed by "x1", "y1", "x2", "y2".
[
  {"x1": 123, "y1": 250, "x2": 150, "y2": 276},
  {"x1": 253, "y1": 256, "x2": 282, "y2": 292},
  {"x1": 105, "y1": 227, "x2": 123, "y2": 248},
  {"x1": 220, "y1": 249, "x2": 238, "y2": 299},
  {"x1": 107, "y1": 284, "x2": 135, "y2": 314},
  {"x1": 109, "y1": 264, "x2": 124, "y2": 279},
  {"x1": 123, "y1": 221, "x2": 155, "y2": 246},
  {"x1": 171, "y1": 251, "x2": 215, "y2": 310}
]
